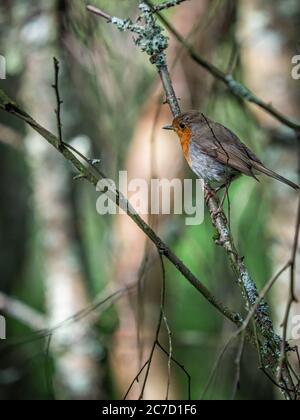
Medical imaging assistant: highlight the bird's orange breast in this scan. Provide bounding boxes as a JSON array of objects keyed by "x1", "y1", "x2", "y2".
[{"x1": 178, "y1": 128, "x2": 192, "y2": 164}]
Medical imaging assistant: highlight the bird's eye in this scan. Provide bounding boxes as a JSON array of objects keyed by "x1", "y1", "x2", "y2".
[{"x1": 179, "y1": 122, "x2": 186, "y2": 129}]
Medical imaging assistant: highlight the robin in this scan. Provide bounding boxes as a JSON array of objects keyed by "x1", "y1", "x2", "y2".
[{"x1": 164, "y1": 110, "x2": 299, "y2": 191}]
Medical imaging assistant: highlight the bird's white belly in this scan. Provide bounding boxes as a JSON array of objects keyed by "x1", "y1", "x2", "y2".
[{"x1": 189, "y1": 150, "x2": 235, "y2": 183}]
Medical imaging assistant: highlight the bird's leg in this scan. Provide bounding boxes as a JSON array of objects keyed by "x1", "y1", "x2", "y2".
[
  {"x1": 219, "y1": 180, "x2": 231, "y2": 209},
  {"x1": 204, "y1": 189, "x2": 214, "y2": 205},
  {"x1": 204, "y1": 186, "x2": 226, "y2": 224},
  {"x1": 204, "y1": 183, "x2": 217, "y2": 205},
  {"x1": 211, "y1": 179, "x2": 232, "y2": 222}
]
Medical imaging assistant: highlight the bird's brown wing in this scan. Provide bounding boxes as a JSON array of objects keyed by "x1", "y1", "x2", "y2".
[
  {"x1": 192, "y1": 120, "x2": 299, "y2": 189},
  {"x1": 191, "y1": 121, "x2": 261, "y2": 179}
]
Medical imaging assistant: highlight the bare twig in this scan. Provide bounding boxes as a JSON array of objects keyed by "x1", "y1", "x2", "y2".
[
  {"x1": 44, "y1": 334, "x2": 55, "y2": 400},
  {"x1": 162, "y1": 306, "x2": 173, "y2": 400},
  {"x1": 136, "y1": 254, "x2": 166, "y2": 400},
  {"x1": 200, "y1": 336, "x2": 235, "y2": 400},
  {"x1": 123, "y1": 361, "x2": 149, "y2": 400},
  {"x1": 157, "y1": 341, "x2": 191, "y2": 400},
  {"x1": 86, "y1": 5, "x2": 111, "y2": 22},
  {"x1": 52, "y1": 57, "x2": 63, "y2": 148},
  {"x1": 124, "y1": 252, "x2": 175, "y2": 400},
  {"x1": 231, "y1": 332, "x2": 246, "y2": 400},
  {"x1": 0, "y1": 284, "x2": 135, "y2": 357}
]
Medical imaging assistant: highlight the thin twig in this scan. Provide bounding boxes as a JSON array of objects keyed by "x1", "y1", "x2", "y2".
[
  {"x1": 157, "y1": 341, "x2": 192, "y2": 400},
  {"x1": 123, "y1": 361, "x2": 149, "y2": 400},
  {"x1": 44, "y1": 334, "x2": 56, "y2": 400},
  {"x1": 124, "y1": 252, "x2": 174, "y2": 400},
  {"x1": 52, "y1": 58, "x2": 63, "y2": 148},
  {"x1": 159, "y1": 253, "x2": 173, "y2": 401},
  {"x1": 137, "y1": 252, "x2": 168, "y2": 400},
  {"x1": 86, "y1": 5, "x2": 111, "y2": 22},
  {"x1": 200, "y1": 336, "x2": 235, "y2": 400},
  {"x1": 231, "y1": 332, "x2": 246, "y2": 400},
  {"x1": 0, "y1": 285, "x2": 135, "y2": 354}
]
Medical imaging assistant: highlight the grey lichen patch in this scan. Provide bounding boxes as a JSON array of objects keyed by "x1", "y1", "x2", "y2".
[
  {"x1": 233, "y1": 313, "x2": 244, "y2": 325},
  {"x1": 111, "y1": 17, "x2": 136, "y2": 32},
  {"x1": 110, "y1": 2, "x2": 169, "y2": 67},
  {"x1": 240, "y1": 271, "x2": 258, "y2": 306},
  {"x1": 219, "y1": 225, "x2": 230, "y2": 240},
  {"x1": 240, "y1": 271, "x2": 282, "y2": 348},
  {"x1": 261, "y1": 341, "x2": 281, "y2": 365},
  {"x1": 158, "y1": 0, "x2": 182, "y2": 7},
  {"x1": 167, "y1": 0, "x2": 183, "y2": 6}
]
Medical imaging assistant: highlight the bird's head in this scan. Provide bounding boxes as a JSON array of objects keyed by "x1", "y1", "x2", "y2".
[{"x1": 163, "y1": 111, "x2": 207, "y2": 138}]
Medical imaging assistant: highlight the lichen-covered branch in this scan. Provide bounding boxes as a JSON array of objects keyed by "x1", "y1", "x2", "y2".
[{"x1": 150, "y1": 0, "x2": 190, "y2": 14}]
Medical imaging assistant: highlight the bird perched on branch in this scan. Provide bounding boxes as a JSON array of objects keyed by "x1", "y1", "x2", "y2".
[{"x1": 164, "y1": 110, "x2": 299, "y2": 190}]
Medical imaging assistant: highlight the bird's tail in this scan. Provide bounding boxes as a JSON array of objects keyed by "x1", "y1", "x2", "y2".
[{"x1": 252, "y1": 162, "x2": 299, "y2": 190}]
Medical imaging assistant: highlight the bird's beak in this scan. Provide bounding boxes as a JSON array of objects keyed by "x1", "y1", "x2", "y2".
[{"x1": 163, "y1": 125, "x2": 175, "y2": 131}]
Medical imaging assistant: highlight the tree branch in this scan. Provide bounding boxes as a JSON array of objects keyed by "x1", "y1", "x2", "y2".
[
  {"x1": 52, "y1": 57, "x2": 63, "y2": 148},
  {"x1": 151, "y1": 0, "x2": 190, "y2": 14}
]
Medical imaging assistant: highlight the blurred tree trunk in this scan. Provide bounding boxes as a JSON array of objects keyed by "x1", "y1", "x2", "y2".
[
  {"x1": 0, "y1": 8, "x2": 32, "y2": 398},
  {"x1": 19, "y1": 4, "x2": 105, "y2": 399}
]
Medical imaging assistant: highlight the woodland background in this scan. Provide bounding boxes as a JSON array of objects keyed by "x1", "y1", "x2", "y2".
[{"x1": 0, "y1": 0, "x2": 299, "y2": 400}]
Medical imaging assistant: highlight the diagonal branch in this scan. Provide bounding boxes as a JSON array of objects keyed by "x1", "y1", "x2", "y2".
[{"x1": 150, "y1": 0, "x2": 190, "y2": 14}]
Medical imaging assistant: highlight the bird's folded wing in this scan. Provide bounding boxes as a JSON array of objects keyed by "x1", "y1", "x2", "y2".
[{"x1": 193, "y1": 122, "x2": 261, "y2": 178}]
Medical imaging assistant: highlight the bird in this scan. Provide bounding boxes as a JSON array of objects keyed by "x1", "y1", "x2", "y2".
[{"x1": 163, "y1": 110, "x2": 299, "y2": 191}]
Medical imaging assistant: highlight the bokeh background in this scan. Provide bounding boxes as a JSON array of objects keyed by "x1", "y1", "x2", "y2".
[{"x1": 0, "y1": 0, "x2": 299, "y2": 400}]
